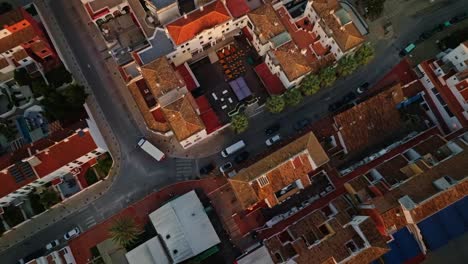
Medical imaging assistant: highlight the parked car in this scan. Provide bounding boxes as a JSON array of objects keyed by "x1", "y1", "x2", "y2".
[
  {"x1": 450, "y1": 12, "x2": 467, "y2": 24},
  {"x1": 294, "y1": 118, "x2": 310, "y2": 131},
  {"x1": 64, "y1": 227, "x2": 80, "y2": 240},
  {"x1": 265, "y1": 134, "x2": 281, "y2": 146},
  {"x1": 199, "y1": 163, "x2": 215, "y2": 175},
  {"x1": 356, "y1": 82, "x2": 370, "y2": 94},
  {"x1": 399, "y1": 43, "x2": 416, "y2": 57},
  {"x1": 234, "y1": 151, "x2": 250, "y2": 164},
  {"x1": 45, "y1": 240, "x2": 59, "y2": 250},
  {"x1": 219, "y1": 162, "x2": 233, "y2": 173},
  {"x1": 342, "y1": 92, "x2": 357, "y2": 103},
  {"x1": 328, "y1": 101, "x2": 344, "y2": 112},
  {"x1": 265, "y1": 123, "x2": 280, "y2": 136}
]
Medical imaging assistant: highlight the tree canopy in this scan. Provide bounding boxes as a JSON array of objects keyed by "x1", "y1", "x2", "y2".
[
  {"x1": 266, "y1": 95, "x2": 285, "y2": 113},
  {"x1": 363, "y1": 0, "x2": 386, "y2": 20},
  {"x1": 319, "y1": 67, "x2": 337, "y2": 87},
  {"x1": 230, "y1": 113, "x2": 249, "y2": 133},
  {"x1": 355, "y1": 43, "x2": 375, "y2": 65},
  {"x1": 39, "y1": 188, "x2": 61, "y2": 209},
  {"x1": 42, "y1": 84, "x2": 88, "y2": 121},
  {"x1": 284, "y1": 88, "x2": 303, "y2": 106},
  {"x1": 336, "y1": 56, "x2": 358, "y2": 77},
  {"x1": 109, "y1": 217, "x2": 141, "y2": 248},
  {"x1": 300, "y1": 74, "x2": 321, "y2": 96}
]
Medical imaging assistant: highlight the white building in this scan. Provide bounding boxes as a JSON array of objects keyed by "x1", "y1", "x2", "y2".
[
  {"x1": 125, "y1": 190, "x2": 221, "y2": 264},
  {"x1": 417, "y1": 42, "x2": 468, "y2": 133},
  {"x1": 144, "y1": 0, "x2": 180, "y2": 25}
]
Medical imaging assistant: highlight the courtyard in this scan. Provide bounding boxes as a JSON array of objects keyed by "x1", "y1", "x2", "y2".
[{"x1": 189, "y1": 37, "x2": 268, "y2": 124}]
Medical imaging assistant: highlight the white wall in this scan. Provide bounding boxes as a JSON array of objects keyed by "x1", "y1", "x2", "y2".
[
  {"x1": 181, "y1": 129, "x2": 208, "y2": 149},
  {"x1": 157, "y1": 4, "x2": 180, "y2": 25},
  {"x1": 443, "y1": 43, "x2": 468, "y2": 72},
  {"x1": 418, "y1": 64, "x2": 463, "y2": 132}
]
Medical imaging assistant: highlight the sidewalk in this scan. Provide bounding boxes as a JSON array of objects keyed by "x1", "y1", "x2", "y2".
[{"x1": 0, "y1": 0, "x2": 123, "y2": 252}]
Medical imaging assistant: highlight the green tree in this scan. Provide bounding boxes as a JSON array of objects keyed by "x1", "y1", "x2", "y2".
[
  {"x1": 39, "y1": 188, "x2": 61, "y2": 209},
  {"x1": 355, "y1": 43, "x2": 375, "y2": 65},
  {"x1": 300, "y1": 74, "x2": 321, "y2": 96},
  {"x1": 109, "y1": 217, "x2": 141, "y2": 248},
  {"x1": 336, "y1": 56, "x2": 358, "y2": 77},
  {"x1": 363, "y1": 0, "x2": 386, "y2": 19},
  {"x1": 41, "y1": 84, "x2": 87, "y2": 121},
  {"x1": 45, "y1": 66, "x2": 73, "y2": 88},
  {"x1": 14, "y1": 68, "x2": 32, "y2": 86},
  {"x1": 319, "y1": 67, "x2": 337, "y2": 87},
  {"x1": 266, "y1": 95, "x2": 285, "y2": 113},
  {"x1": 284, "y1": 88, "x2": 303, "y2": 106},
  {"x1": 230, "y1": 114, "x2": 249, "y2": 133},
  {"x1": 31, "y1": 79, "x2": 51, "y2": 97},
  {"x1": 63, "y1": 84, "x2": 88, "y2": 107}
]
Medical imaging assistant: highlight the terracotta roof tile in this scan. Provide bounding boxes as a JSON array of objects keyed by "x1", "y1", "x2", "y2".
[
  {"x1": 247, "y1": 4, "x2": 286, "y2": 44},
  {"x1": 334, "y1": 84, "x2": 405, "y2": 153},
  {"x1": 373, "y1": 140, "x2": 468, "y2": 217},
  {"x1": 127, "y1": 79, "x2": 170, "y2": 133},
  {"x1": 161, "y1": 95, "x2": 205, "y2": 141},
  {"x1": 225, "y1": 0, "x2": 250, "y2": 18},
  {"x1": 33, "y1": 130, "x2": 98, "y2": 178},
  {"x1": 229, "y1": 132, "x2": 328, "y2": 208},
  {"x1": 0, "y1": 8, "x2": 26, "y2": 26},
  {"x1": 0, "y1": 20, "x2": 37, "y2": 53},
  {"x1": 12, "y1": 48, "x2": 29, "y2": 62},
  {"x1": 272, "y1": 42, "x2": 312, "y2": 81},
  {"x1": 0, "y1": 57, "x2": 9, "y2": 69},
  {"x1": 311, "y1": 0, "x2": 364, "y2": 52},
  {"x1": 141, "y1": 57, "x2": 185, "y2": 97},
  {"x1": 166, "y1": 1, "x2": 231, "y2": 45}
]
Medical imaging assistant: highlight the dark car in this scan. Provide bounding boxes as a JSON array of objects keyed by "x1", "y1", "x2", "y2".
[
  {"x1": 356, "y1": 82, "x2": 370, "y2": 94},
  {"x1": 450, "y1": 12, "x2": 467, "y2": 24},
  {"x1": 265, "y1": 123, "x2": 280, "y2": 136},
  {"x1": 199, "y1": 163, "x2": 215, "y2": 175},
  {"x1": 234, "y1": 151, "x2": 250, "y2": 164},
  {"x1": 343, "y1": 92, "x2": 357, "y2": 103},
  {"x1": 294, "y1": 118, "x2": 311, "y2": 131},
  {"x1": 328, "y1": 101, "x2": 343, "y2": 112}
]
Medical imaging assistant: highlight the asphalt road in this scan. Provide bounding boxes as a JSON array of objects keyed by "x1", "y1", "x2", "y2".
[{"x1": 1, "y1": 0, "x2": 467, "y2": 262}]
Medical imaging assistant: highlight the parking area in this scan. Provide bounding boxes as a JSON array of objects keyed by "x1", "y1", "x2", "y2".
[
  {"x1": 190, "y1": 38, "x2": 268, "y2": 123},
  {"x1": 402, "y1": 13, "x2": 468, "y2": 65}
]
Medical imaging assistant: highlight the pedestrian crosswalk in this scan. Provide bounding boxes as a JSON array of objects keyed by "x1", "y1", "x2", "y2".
[
  {"x1": 83, "y1": 216, "x2": 96, "y2": 229},
  {"x1": 175, "y1": 159, "x2": 195, "y2": 181}
]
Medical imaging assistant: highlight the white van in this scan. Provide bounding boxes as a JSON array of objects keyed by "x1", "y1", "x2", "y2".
[
  {"x1": 138, "y1": 138, "x2": 165, "y2": 161},
  {"x1": 221, "y1": 140, "x2": 245, "y2": 157}
]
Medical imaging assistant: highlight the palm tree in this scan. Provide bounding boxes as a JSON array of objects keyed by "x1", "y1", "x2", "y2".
[
  {"x1": 284, "y1": 88, "x2": 303, "y2": 106},
  {"x1": 319, "y1": 67, "x2": 337, "y2": 87},
  {"x1": 266, "y1": 95, "x2": 285, "y2": 113},
  {"x1": 355, "y1": 43, "x2": 375, "y2": 65},
  {"x1": 300, "y1": 74, "x2": 321, "y2": 96},
  {"x1": 230, "y1": 113, "x2": 249, "y2": 133},
  {"x1": 109, "y1": 217, "x2": 141, "y2": 248},
  {"x1": 336, "y1": 56, "x2": 358, "y2": 77}
]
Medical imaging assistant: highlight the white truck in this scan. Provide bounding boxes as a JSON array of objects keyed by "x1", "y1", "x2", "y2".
[{"x1": 138, "y1": 138, "x2": 165, "y2": 161}]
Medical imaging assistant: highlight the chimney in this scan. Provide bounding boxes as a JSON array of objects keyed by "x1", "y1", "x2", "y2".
[
  {"x1": 200, "y1": 5, "x2": 204, "y2": 12},
  {"x1": 329, "y1": 9, "x2": 334, "y2": 15},
  {"x1": 273, "y1": 22, "x2": 279, "y2": 26},
  {"x1": 301, "y1": 48, "x2": 307, "y2": 55},
  {"x1": 183, "y1": 13, "x2": 187, "y2": 19}
]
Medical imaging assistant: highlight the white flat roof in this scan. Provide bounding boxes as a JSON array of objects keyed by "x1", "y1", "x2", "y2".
[
  {"x1": 149, "y1": 190, "x2": 220, "y2": 263},
  {"x1": 125, "y1": 237, "x2": 170, "y2": 264},
  {"x1": 236, "y1": 246, "x2": 274, "y2": 264}
]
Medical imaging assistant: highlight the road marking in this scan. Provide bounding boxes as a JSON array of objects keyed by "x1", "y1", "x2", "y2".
[
  {"x1": 84, "y1": 216, "x2": 97, "y2": 228},
  {"x1": 175, "y1": 159, "x2": 194, "y2": 180}
]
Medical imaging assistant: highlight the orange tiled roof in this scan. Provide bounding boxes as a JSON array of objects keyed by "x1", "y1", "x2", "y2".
[
  {"x1": 229, "y1": 132, "x2": 328, "y2": 208},
  {"x1": 161, "y1": 94, "x2": 205, "y2": 141},
  {"x1": 272, "y1": 42, "x2": 312, "y2": 81},
  {"x1": 166, "y1": 1, "x2": 231, "y2": 45},
  {"x1": 12, "y1": 48, "x2": 29, "y2": 62},
  {"x1": 33, "y1": 130, "x2": 98, "y2": 178},
  {"x1": 247, "y1": 4, "x2": 286, "y2": 44},
  {"x1": 0, "y1": 57, "x2": 9, "y2": 69},
  {"x1": 127, "y1": 79, "x2": 171, "y2": 133},
  {"x1": 141, "y1": 57, "x2": 185, "y2": 98},
  {"x1": 333, "y1": 84, "x2": 405, "y2": 153},
  {"x1": 312, "y1": 0, "x2": 364, "y2": 51},
  {"x1": 0, "y1": 19, "x2": 37, "y2": 53}
]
